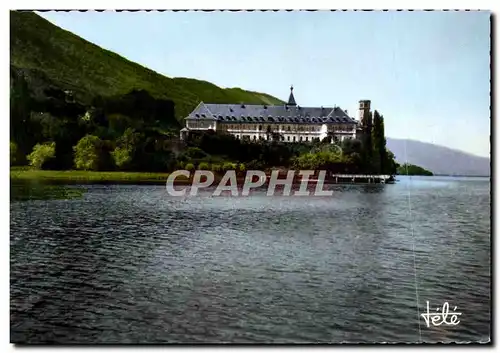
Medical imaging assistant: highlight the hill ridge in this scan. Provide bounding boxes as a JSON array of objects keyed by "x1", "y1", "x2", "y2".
[
  {"x1": 386, "y1": 137, "x2": 490, "y2": 176},
  {"x1": 10, "y1": 11, "x2": 284, "y2": 123}
]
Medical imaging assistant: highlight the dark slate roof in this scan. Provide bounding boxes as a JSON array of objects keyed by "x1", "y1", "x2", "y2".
[{"x1": 186, "y1": 102, "x2": 357, "y2": 125}]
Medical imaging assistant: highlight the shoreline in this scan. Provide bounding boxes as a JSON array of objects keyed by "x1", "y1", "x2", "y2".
[{"x1": 10, "y1": 169, "x2": 397, "y2": 186}]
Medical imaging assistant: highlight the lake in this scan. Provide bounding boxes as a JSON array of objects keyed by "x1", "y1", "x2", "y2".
[{"x1": 10, "y1": 176, "x2": 491, "y2": 343}]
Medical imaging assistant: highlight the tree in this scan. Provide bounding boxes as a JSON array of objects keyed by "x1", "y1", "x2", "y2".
[
  {"x1": 397, "y1": 163, "x2": 433, "y2": 176},
  {"x1": 111, "y1": 147, "x2": 132, "y2": 169},
  {"x1": 10, "y1": 70, "x2": 32, "y2": 149},
  {"x1": 73, "y1": 135, "x2": 103, "y2": 170},
  {"x1": 322, "y1": 135, "x2": 333, "y2": 144},
  {"x1": 27, "y1": 142, "x2": 56, "y2": 169},
  {"x1": 10, "y1": 142, "x2": 17, "y2": 165},
  {"x1": 266, "y1": 125, "x2": 272, "y2": 141},
  {"x1": 111, "y1": 128, "x2": 142, "y2": 170},
  {"x1": 341, "y1": 138, "x2": 363, "y2": 156},
  {"x1": 360, "y1": 109, "x2": 373, "y2": 172},
  {"x1": 372, "y1": 110, "x2": 387, "y2": 174},
  {"x1": 385, "y1": 150, "x2": 399, "y2": 175}
]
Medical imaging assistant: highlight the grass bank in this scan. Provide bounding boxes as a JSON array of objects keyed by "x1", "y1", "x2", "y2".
[
  {"x1": 10, "y1": 168, "x2": 179, "y2": 185},
  {"x1": 9, "y1": 168, "x2": 252, "y2": 185}
]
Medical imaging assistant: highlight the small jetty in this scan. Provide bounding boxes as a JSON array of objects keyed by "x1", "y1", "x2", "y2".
[
  {"x1": 260, "y1": 172, "x2": 395, "y2": 185},
  {"x1": 327, "y1": 174, "x2": 394, "y2": 184}
]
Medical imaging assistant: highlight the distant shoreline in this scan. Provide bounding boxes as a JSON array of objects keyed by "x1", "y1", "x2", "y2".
[
  {"x1": 416, "y1": 174, "x2": 490, "y2": 178},
  {"x1": 11, "y1": 169, "x2": 396, "y2": 186}
]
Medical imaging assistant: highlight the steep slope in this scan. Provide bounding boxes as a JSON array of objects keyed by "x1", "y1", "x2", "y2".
[
  {"x1": 10, "y1": 11, "x2": 284, "y2": 123},
  {"x1": 386, "y1": 138, "x2": 490, "y2": 176}
]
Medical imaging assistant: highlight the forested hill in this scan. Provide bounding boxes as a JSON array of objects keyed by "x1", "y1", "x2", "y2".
[{"x1": 10, "y1": 11, "x2": 284, "y2": 125}]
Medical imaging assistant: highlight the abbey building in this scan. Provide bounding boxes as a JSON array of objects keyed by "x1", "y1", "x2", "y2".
[{"x1": 181, "y1": 86, "x2": 370, "y2": 143}]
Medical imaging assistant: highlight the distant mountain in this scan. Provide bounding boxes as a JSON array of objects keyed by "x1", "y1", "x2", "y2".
[
  {"x1": 386, "y1": 138, "x2": 490, "y2": 176},
  {"x1": 10, "y1": 11, "x2": 284, "y2": 124}
]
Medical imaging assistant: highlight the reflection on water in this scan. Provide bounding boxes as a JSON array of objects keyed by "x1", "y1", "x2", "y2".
[
  {"x1": 10, "y1": 180, "x2": 85, "y2": 201},
  {"x1": 10, "y1": 176, "x2": 490, "y2": 343}
]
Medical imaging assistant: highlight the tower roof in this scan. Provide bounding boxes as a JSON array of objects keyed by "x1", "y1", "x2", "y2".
[{"x1": 287, "y1": 85, "x2": 297, "y2": 106}]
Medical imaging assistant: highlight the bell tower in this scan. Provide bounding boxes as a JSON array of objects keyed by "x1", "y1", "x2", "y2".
[{"x1": 358, "y1": 100, "x2": 371, "y2": 123}]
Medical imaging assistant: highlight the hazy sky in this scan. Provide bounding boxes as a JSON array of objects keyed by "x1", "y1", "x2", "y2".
[{"x1": 38, "y1": 10, "x2": 491, "y2": 157}]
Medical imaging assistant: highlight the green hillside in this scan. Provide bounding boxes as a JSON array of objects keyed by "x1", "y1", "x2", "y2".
[{"x1": 10, "y1": 11, "x2": 284, "y2": 123}]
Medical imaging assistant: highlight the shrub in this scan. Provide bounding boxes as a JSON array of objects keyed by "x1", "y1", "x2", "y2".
[
  {"x1": 238, "y1": 163, "x2": 246, "y2": 173},
  {"x1": 73, "y1": 135, "x2": 102, "y2": 171},
  {"x1": 247, "y1": 159, "x2": 264, "y2": 170},
  {"x1": 184, "y1": 147, "x2": 208, "y2": 159},
  {"x1": 222, "y1": 162, "x2": 236, "y2": 171},
  {"x1": 185, "y1": 163, "x2": 195, "y2": 172},
  {"x1": 198, "y1": 162, "x2": 210, "y2": 170},
  {"x1": 27, "y1": 142, "x2": 56, "y2": 169},
  {"x1": 211, "y1": 164, "x2": 221, "y2": 173},
  {"x1": 111, "y1": 147, "x2": 132, "y2": 169}
]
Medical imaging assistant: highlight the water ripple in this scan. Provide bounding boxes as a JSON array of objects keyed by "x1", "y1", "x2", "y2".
[{"x1": 10, "y1": 177, "x2": 490, "y2": 343}]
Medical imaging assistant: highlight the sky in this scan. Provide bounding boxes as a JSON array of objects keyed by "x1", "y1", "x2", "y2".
[{"x1": 38, "y1": 10, "x2": 491, "y2": 157}]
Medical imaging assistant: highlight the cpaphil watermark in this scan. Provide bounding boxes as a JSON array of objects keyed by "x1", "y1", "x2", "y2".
[{"x1": 165, "y1": 169, "x2": 335, "y2": 197}]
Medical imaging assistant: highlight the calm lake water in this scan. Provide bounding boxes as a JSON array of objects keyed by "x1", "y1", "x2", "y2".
[{"x1": 10, "y1": 176, "x2": 491, "y2": 343}]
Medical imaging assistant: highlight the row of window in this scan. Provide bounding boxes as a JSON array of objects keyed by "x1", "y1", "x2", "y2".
[
  {"x1": 220, "y1": 124, "x2": 352, "y2": 132},
  {"x1": 234, "y1": 134, "x2": 353, "y2": 142},
  {"x1": 187, "y1": 121, "x2": 355, "y2": 132},
  {"x1": 222, "y1": 125, "x2": 321, "y2": 132},
  {"x1": 237, "y1": 135, "x2": 315, "y2": 142},
  {"x1": 187, "y1": 121, "x2": 214, "y2": 129}
]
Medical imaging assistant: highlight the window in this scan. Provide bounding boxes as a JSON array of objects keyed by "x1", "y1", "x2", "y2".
[
  {"x1": 287, "y1": 126, "x2": 291, "y2": 131},
  {"x1": 259, "y1": 125, "x2": 262, "y2": 131},
  {"x1": 293, "y1": 136, "x2": 296, "y2": 142},
  {"x1": 287, "y1": 136, "x2": 290, "y2": 141},
  {"x1": 305, "y1": 137, "x2": 309, "y2": 142},
  {"x1": 299, "y1": 136, "x2": 303, "y2": 142},
  {"x1": 253, "y1": 135, "x2": 256, "y2": 140}
]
